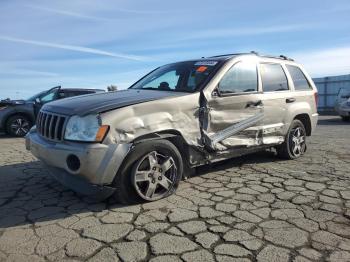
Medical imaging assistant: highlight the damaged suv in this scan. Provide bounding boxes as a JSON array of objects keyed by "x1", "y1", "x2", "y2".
[{"x1": 26, "y1": 53, "x2": 318, "y2": 203}]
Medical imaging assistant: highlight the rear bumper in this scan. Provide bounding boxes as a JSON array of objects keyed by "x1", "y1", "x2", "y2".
[
  {"x1": 311, "y1": 113, "x2": 318, "y2": 132},
  {"x1": 26, "y1": 130, "x2": 132, "y2": 199}
]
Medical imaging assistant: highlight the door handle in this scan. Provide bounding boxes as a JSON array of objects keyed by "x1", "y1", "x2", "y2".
[
  {"x1": 286, "y1": 98, "x2": 296, "y2": 103},
  {"x1": 246, "y1": 100, "x2": 263, "y2": 108}
]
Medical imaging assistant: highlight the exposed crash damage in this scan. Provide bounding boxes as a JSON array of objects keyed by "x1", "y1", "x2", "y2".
[
  {"x1": 202, "y1": 111, "x2": 265, "y2": 150},
  {"x1": 102, "y1": 92, "x2": 202, "y2": 147},
  {"x1": 26, "y1": 52, "x2": 318, "y2": 203}
]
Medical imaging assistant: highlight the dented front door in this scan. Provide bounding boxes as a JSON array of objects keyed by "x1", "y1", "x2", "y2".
[{"x1": 201, "y1": 59, "x2": 264, "y2": 151}]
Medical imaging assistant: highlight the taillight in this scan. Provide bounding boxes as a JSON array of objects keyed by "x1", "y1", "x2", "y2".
[{"x1": 314, "y1": 92, "x2": 318, "y2": 107}]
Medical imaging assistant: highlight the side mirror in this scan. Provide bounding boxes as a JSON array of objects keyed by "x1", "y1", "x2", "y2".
[
  {"x1": 212, "y1": 87, "x2": 220, "y2": 97},
  {"x1": 35, "y1": 98, "x2": 41, "y2": 104}
]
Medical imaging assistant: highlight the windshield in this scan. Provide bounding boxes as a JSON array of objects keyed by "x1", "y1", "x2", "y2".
[
  {"x1": 26, "y1": 90, "x2": 47, "y2": 101},
  {"x1": 130, "y1": 60, "x2": 220, "y2": 92},
  {"x1": 26, "y1": 87, "x2": 60, "y2": 102}
]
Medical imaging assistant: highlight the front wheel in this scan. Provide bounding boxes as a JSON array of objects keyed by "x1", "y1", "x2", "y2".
[
  {"x1": 111, "y1": 139, "x2": 183, "y2": 204},
  {"x1": 6, "y1": 115, "x2": 32, "y2": 137},
  {"x1": 277, "y1": 119, "x2": 307, "y2": 160}
]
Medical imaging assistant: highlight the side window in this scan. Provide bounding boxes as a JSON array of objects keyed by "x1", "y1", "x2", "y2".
[
  {"x1": 57, "y1": 91, "x2": 67, "y2": 99},
  {"x1": 71, "y1": 91, "x2": 89, "y2": 96},
  {"x1": 260, "y1": 63, "x2": 289, "y2": 92},
  {"x1": 286, "y1": 65, "x2": 312, "y2": 90},
  {"x1": 62, "y1": 91, "x2": 89, "y2": 98},
  {"x1": 218, "y1": 61, "x2": 258, "y2": 94}
]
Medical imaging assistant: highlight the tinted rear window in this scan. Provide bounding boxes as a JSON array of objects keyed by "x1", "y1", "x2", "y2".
[
  {"x1": 260, "y1": 63, "x2": 289, "y2": 92},
  {"x1": 286, "y1": 65, "x2": 311, "y2": 90}
]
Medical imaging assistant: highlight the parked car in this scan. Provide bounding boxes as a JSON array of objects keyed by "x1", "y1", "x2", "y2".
[
  {"x1": 26, "y1": 52, "x2": 318, "y2": 203},
  {"x1": 334, "y1": 88, "x2": 350, "y2": 121},
  {"x1": 0, "y1": 86, "x2": 105, "y2": 136}
]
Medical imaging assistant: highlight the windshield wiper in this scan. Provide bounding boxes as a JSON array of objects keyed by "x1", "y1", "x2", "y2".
[
  {"x1": 133, "y1": 87, "x2": 160, "y2": 91},
  {"x1": 132, "y1": 87, "x2": 193, "y2": 93}
]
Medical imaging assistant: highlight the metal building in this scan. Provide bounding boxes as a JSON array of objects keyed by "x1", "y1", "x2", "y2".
[{"x1": 312, "y1": 74, "x2": 350, "y2": 112}]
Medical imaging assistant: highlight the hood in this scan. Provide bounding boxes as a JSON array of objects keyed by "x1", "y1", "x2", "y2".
[
  {"x1": 42, "y1": 89, "x2": 190, "y2": 116},
  {"x1": 0, "y1": 99, "x2": 27, "y2": 106}
]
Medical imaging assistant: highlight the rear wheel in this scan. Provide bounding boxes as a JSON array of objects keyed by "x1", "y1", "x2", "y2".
[
  {"x1": 6, "y1": 115, "x2": 32, "y2": 137},
  {"x1": 277, "y1": 119, "x2": 307, "y2": 159},
  {"x1": 112, "y1": 139, "x2": 183, "y2": 204}
]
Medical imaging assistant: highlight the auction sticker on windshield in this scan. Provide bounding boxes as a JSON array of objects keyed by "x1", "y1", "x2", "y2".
[{"x1": 194, "y1": 61, "x2": 218, "y2": 66}]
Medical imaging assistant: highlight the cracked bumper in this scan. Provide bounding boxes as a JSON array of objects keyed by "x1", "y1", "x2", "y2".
[{"x1": 25, "y1": 130, "x2": 132, "y2": 199}]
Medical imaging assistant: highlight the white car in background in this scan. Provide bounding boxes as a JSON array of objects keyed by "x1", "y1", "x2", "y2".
[{"x1": 335, "y1": 88, "x2": 350, "y2": 121}]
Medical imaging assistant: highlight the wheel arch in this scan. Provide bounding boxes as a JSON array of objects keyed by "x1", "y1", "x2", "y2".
[
  {"x1": 133, "y1": 130, "x2": 190, "y2": 162},
  {"x1": 294, "y1": 113, "x2": 312, "y2": 136},
  {"x1": 3, "y1": 112, "x2": 35, "y2": 135},
  {"x1": 131, "y1": 129, "x2": 204, "y2": 175},
  {"x1": 4, "y1": 111, "x2": 35, "y2": 126}
]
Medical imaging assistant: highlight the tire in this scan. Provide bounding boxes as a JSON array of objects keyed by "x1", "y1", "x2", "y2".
[
  {"x1": 111, "y1": 139, "x2": 183, "y2": 204},
  {"x1": 341, "y1": 116, "x2": 350, "y2": 121},
  {"x1": 6, "y1": 115, "x2": 32, "y2": 137},
  {"x1": 277, "y1": 119, "x2": 307, "y2": 160}
]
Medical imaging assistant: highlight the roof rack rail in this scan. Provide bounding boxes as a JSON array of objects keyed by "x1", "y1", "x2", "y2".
[
  {"x1": 207, "y1": 52, "x2": 294, "y2": 61},
  {"x1": 258, "y1": 53, "x2": 294, "y2": 61},
  {"x1": 208, "y1": 53, "x2": 249, "y2": 58}
]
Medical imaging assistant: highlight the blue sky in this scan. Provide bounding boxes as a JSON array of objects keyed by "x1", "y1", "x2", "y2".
[{"x1": 1, "y1": 0, "x2": 350, "y2": 99}]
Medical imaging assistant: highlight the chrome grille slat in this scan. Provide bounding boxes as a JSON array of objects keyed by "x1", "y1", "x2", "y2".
[
  {"x1": 54, "y1": 116, "x2": 61, "y2": 139},
  {"x1": 37, "y1": 111, "x2": 67, "y2": 141},
  {"x1": 40, "y1": 113, "x2": 45, "y2": 135},
  {"x1": 45, "y1": 115, "x2": 51, "y2": 137},
  {"x1": 52, "y1": 116, "x2": 57, "y2": 139},
  {"x1": 42, "y1": 113, "x2": 47, "y2": 135},
  {"x1": 48, "y1": 115, "x2": 54, "y2": 139}
]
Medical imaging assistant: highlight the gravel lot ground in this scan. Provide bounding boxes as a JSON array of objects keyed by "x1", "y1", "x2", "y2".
[{"x1": 0, "y1": 115, "x2": 349, "y2": 262}]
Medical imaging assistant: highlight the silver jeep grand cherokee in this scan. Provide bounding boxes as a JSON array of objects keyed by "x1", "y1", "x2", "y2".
[{"x1": 26, "y1": 52, "x2": 318, "y2": 203}]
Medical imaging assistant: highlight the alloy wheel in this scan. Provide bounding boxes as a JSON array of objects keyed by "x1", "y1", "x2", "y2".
[
  {"x1": 132, "y1": 151, "x2": 177, "y2": 201},
  {"x1": 290, "y1": 127, "x2": 306, "y2": 157},
  {"x1": 10, "y1": 118, "x2": 30, "y2": 136}
]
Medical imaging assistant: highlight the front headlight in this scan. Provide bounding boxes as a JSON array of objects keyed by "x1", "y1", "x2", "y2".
[{"x1": 64, "y1": 114, "x2": 109, "y2": 142}]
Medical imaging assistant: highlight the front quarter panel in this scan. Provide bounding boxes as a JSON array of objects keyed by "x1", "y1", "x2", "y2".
[{"x1": 101, "y1": 93, "x2": 201, "y2": 146}]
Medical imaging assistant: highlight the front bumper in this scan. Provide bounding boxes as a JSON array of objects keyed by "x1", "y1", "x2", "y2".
[
  {"x1": 337, "y1": 107, "x2": 350, "y2": 117},
  {"x1": 25, "y1": 131, "x2": 131, "y2": 199}
]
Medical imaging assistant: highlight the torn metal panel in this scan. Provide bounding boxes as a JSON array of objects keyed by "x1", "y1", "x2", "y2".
[{"x1": 202, "y1": 112, "x2": 264, "y2": 150}]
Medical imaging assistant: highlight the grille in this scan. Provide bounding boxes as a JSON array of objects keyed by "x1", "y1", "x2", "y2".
[{"x1": 36, "y1": 111, "x2": 67, "y2": 141}]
